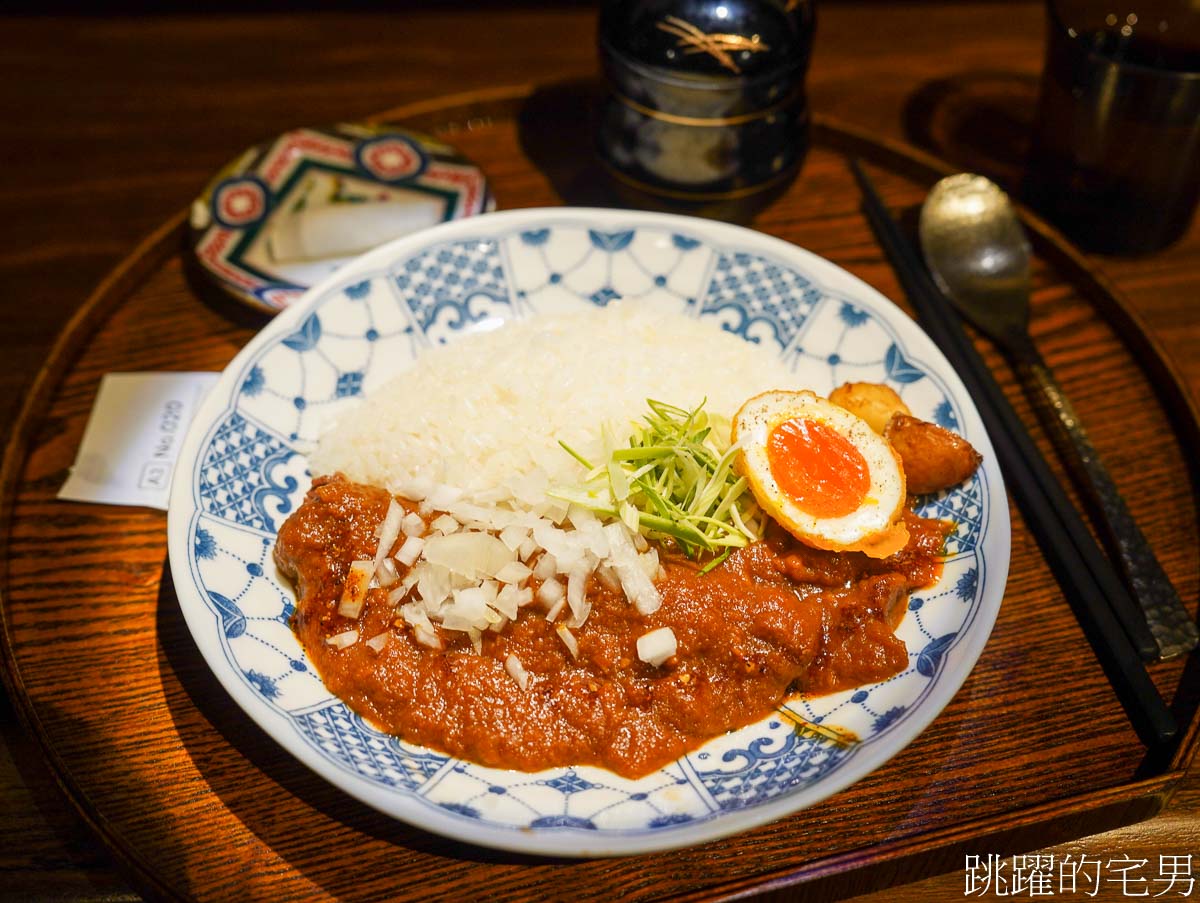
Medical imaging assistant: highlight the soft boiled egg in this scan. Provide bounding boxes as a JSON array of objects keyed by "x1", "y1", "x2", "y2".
[{"x1": 732, "y1": 389, "x2": 909, "y2": 558}]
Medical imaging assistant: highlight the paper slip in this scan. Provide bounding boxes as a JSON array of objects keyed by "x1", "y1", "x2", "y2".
[{"x1": 59, "y1": 372, "x2": 220, "y2": 511}]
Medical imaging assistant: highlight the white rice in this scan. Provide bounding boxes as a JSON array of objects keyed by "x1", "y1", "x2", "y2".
[{"x1": 311, "y1": 303, "x2": 797, "y2": 495}]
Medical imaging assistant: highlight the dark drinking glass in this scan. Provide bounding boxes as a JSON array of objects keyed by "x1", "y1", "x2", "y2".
[{"x1": 1022, "y1": 1, "x2": 1200, "y2": 254}]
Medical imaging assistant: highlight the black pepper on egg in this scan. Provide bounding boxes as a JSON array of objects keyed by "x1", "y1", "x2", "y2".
[{"x1": 596, "y1": 0, "x2": 816, "y2": 200}]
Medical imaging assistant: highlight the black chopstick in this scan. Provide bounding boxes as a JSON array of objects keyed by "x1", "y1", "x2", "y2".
[{"x1": 848, "y1": 159, "x2": 1175, "y2": 748}]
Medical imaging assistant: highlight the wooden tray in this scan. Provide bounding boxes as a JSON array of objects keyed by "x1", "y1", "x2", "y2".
[{"x1": 3, "y1": 82, "x2": 1198, "y2": 902}]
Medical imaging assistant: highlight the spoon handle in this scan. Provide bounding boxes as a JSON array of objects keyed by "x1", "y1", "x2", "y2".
[{"x1": 1015, "y1": 346, "x2": 1198, "y2": 660}]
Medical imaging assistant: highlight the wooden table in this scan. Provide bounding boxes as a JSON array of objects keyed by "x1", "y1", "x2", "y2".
[{"x1": 2, "y1": 3, "x2": 1198, "y2": 900}]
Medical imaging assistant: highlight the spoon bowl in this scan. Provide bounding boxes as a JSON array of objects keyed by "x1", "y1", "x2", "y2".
[{"x1": 918, "y1": 173, "x2": 1033, "y2": 348}]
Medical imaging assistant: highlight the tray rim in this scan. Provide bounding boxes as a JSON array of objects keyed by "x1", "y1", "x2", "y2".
[{"x1": 1, "y1": 82, "x2": 1197, "y2": 900}]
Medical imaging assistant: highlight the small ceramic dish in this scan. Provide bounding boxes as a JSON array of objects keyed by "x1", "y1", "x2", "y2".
[{"x1": 189, "y1": 123, "x2": 493, "y2": 314}]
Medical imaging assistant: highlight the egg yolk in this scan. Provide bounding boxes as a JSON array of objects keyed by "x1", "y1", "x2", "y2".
[{"x1": 766, "y1": 418, "x2": 871, "y2": 518}]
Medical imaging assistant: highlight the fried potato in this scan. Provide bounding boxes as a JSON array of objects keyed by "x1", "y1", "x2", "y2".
[
  {"x1": 828, "y1": 382, "x2": 911, "y2": 434},
  {"x1": 884, "y1": 413, "x2": 982, "y2": 494}
]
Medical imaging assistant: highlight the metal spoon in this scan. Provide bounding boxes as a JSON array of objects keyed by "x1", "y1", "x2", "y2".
[{"x1": 919, "y1": 173, "x2": 1197, "y2": 660}]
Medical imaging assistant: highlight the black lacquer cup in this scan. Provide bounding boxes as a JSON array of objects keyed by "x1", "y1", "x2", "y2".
[{"x1": 597, "y1": 0, "x2": 816, "y2": 205}]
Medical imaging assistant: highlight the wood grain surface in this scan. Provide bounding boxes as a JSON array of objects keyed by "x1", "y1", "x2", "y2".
[{"x1": 2, "y1": 4, "x2": 1199, "y2": 901}]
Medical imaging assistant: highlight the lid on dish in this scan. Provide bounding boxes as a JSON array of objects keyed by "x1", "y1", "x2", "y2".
[
  {"x1": 189, "y1": 123, "x2": 494, "y2": 314},
  {"x1": 598, "y1": 0, "x2": 815, "y2": 85}
]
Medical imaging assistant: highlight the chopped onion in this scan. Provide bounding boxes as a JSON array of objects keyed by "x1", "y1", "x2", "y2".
[
  {"x1": 595, "y1": 563, "x2": 621, "y2": 593},
  {"x1": 574, "y1": 521, "x2": 610, "y2": 560},
  {"x1": 388, "y1": 569, "x2": 419, "y2": 605},
  {"x1": 636, "y1": 626, "x2": 677, "y2": 667},
  {"x1": 395, "y1": 534, "x2": 424, "y2": 566},
  {"x1": 532, "y1": 520, "x2": 570, "y2": 563},
  {"x1": 413, "y1": 625, "x2": 442, "y2": 649},
  {"x1": 337, "y1": 560, "x2": 374, "y2": 618},
  {"x1": 325, "y1": 629, "x2": 359, "y2": 649},
  {"x1": 544, "y1": 595, "x2": 567, "y2": 623},
  {"x1": 423, "y1": 531, "x2": 514, "y2": 580},
  {"x1": 372, "y1": 499, "x2": 404, "y2": 577},
  {"x1": 565, "y1": 607, "x2": 591, "y2": 630},
  {"x1": 637, "y1": 547, "x2": 660, "y2": 581},
  {"x1": 450, "y1": 500, "x2": 518, "y2": 532},
  {"x1": 416, "y1": 563, "x2": 452, "y2": 611},
  {"x1": 365, "y1": 632, "x2": 390, "y2": 652},
  {"x1": 565, "y1": 562, "x2": 592, "y2": 628},
  {"x1": 375, "y1": 557, "x2": 400, "y2": 588},
  {"x1": 555, "y1": 624, "x2": 580, "y2": 659},
  {"x1": 400, "y1": 601, "x2": 433, "y2": 631},
  {"x1": 505, "y1": 653, "x2": 530, "y2": 690},
  {"x1": 542, "y1": 496, "x2": 570, "y2": 524},
  {"x1": 603, "y1": 523, "x2": 662, "y2": 615},
  {"x1": 430, "y1": 513, "x2": 461, "y2": 534},
  {"x1": 356, "y1": 487, "x2": 674, "y2": 648},
  {"x1": 536, "y1": 576, "x2": 564, "y2": 609},
  {"x1": 449, "y1": 587, "x2": 488, "y2": 620},
  {"x1": 499, "y1": 525, "x2": 529, "y2": 552},
  {"x1": 492, "y1": 584, "x2": 522, "y2": 619},
  {"x1": 494, "y1": 560, "x2": 532, "y2": 585},
  {"x1": 532, "y1": 552, "x2": 558, "y2": 582}
]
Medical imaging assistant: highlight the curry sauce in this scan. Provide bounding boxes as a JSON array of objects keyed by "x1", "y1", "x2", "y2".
[{"x1": 274, "y1": 476, "x2": 948, "y2": 779}]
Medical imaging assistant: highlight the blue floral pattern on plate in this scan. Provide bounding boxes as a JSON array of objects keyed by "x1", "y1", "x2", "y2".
[{"x1": 168, "y1": 209, "x2": 1009, "y2": 857}]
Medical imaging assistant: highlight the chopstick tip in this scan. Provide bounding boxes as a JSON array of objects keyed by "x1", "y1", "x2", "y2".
[{"x1": 847, "y1": 156, "x2": 871, "y2": 190}]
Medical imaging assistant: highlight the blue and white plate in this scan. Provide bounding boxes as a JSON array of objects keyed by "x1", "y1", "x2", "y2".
[{"x1": 168, "y1": 208, "x2": 1009, "y2": 856}]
